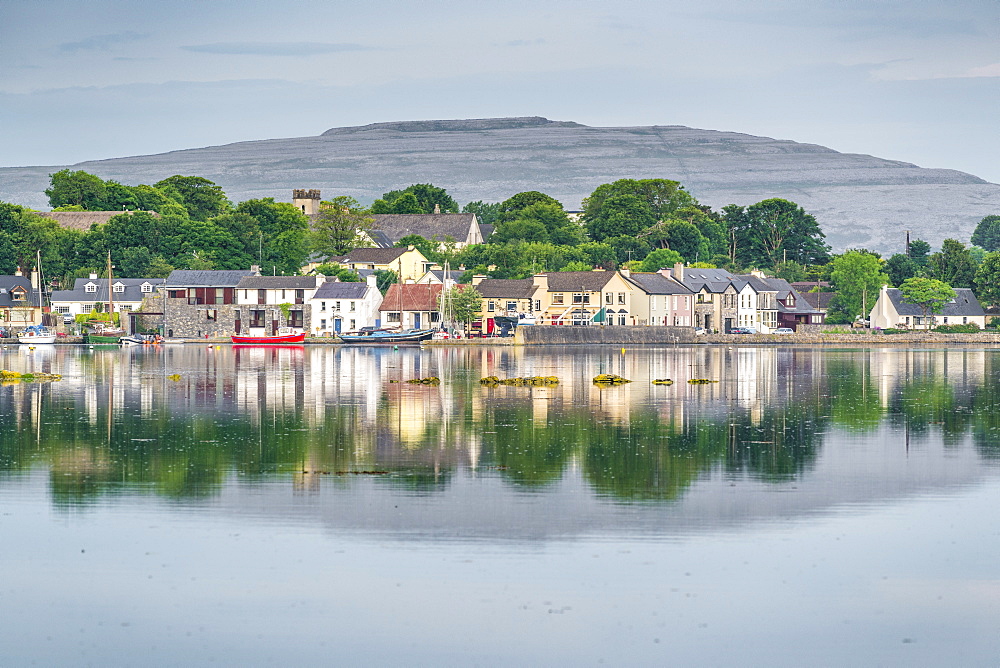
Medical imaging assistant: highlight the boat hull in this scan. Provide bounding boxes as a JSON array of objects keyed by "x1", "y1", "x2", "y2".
[
  {"x1": 338, "y1": 329, "x2": 435, "y2": 344},
  {"x1": 86, "y1": 334, "x2": 123, "y2": 344},
  {"x1": 231, "y1": 332, "x2": 307, "y2": 344},
  {"x1": 17, "y1": 335, "x2": 56, "y2": 344}
]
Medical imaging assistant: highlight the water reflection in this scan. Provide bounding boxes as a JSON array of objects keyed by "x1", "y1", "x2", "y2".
[{"x1": 0, "y1": 344, "x2": 998, "y2": 511}]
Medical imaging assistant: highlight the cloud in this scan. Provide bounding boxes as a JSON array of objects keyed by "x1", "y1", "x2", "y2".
[
  {"x1": 963, "y1": 63, "x2": 1000, "y2": 78},
  {"x1": 181, "y1": 42, "x2": 375, "y2": 57},
  {"x1": 59, "y1": 31, "x2": 149, "y2": 53}
]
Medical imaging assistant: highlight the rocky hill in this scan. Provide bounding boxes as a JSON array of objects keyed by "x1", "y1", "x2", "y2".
[{"x1": 2, "y1": 116, "x2": 997, "y2": 253}]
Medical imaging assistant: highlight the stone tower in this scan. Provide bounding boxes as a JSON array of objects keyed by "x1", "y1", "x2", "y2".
[{"x1": 292, "y1": 189, "x2": 321, "y2": 215}]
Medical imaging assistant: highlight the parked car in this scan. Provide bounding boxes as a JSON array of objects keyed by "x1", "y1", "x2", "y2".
[
  {"x1": 729, "y1": 327, "x2": 754, "y2": 334},
  {"x1": 773, "y1": 327, "x2": 794, "y2": 334},
  {"x1": 693, "y1": 327, "x2": 707, "y2": 336}
]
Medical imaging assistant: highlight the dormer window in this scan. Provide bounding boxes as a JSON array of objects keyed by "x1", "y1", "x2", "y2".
[
  {"x1": 113, "y1": 282, "x2": 126, "y2": 293},
  {"x1": 787, "y1": 296, "x2": 795, "y2": 307},
  {"x1": 11, "y1": 287, "x2": 26, "y2": 301},
  {"x1": 140, "y1": 282, "x2": 153, "y2": 293},
  {"x1": 85, "y1": 282, "x2": 97, "y2": 293}
]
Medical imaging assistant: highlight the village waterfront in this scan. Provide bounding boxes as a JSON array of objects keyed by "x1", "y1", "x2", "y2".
[{"x1": 2, "y1": 343, "x2": 1000, "y2": 665}]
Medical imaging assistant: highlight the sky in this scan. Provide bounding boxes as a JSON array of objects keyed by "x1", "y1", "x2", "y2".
[{"x1": 1, "y1": 0, "x2": 998, "y2": 182}]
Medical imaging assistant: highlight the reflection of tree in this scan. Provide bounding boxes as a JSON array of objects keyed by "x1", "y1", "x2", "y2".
[
  {"x1": 482, "y1": 404, "x2": 574, "y2": 487},
  {"x1": 891, "y1": 377, "x2": 966, "y2": 441},
  {"x1": 826, "y1": 358, "x2": 883, "y2": 433}
]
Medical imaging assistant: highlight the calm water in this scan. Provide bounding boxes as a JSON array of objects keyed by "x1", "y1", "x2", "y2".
[{"x1": 2, "y1": 343, "x2": 999, "y2": 666}]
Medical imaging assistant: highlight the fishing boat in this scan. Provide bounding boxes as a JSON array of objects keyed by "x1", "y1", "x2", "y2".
[
  {"x1": 120, "y1": 333, "x2": 163, "y2": 345},
  {"x1": 231, "y1": 331, "x2": 306, "y2": 345},
  {"x1": 17, "y1": 325, "x2": 56, "y2": 344},
  {"x1": 84, "y1": 253, "x2": 126, "y2": 344},
  {"x1": 337, "y1": 327, "x2": 435, "y2": 344}
]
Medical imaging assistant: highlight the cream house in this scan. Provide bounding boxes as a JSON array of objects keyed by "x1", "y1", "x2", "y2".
[{"x1": 532, "y1": 270, "x2": 637, "y2": 326}]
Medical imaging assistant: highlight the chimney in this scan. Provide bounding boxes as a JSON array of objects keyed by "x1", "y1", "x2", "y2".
[
  {"x1": 14, "y1": 266, "x2": 22, "y2": 277},
  {"x1": 619, "y1": 267, "x2": 630, "y2": 278},
  {"x1": 250, "y1": 264, "x2": 261, "y2": 275},
  {"x1": 89, "y1": 272, "x2": 98, "y2": 280},
  {"x1": 30, "y1": 267, "x2": 39, "y2": 290},
  {"x1": 433, "y1": 203, "x2": 441, "y2": 214},
  {"x1": 471, "y1": 274, "x2": 488, "y2": 286},
  {"x1": 672, "y1": 262, "x2": 684, "y2": 282},
  {"x1": 532, "y1": 273, "x2": 548, "y2": 292},
  {"x1": 366, "y1": 274, "x2": 378, "y2": 288}
]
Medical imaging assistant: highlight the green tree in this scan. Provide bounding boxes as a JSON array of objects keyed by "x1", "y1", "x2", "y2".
[
  {"x1": 371, "y1": 184, "x2": 458, "y2": 214},
  {"x1": 582, "y1": 178, "x2": 694, "y2": 242},
  {"x1": 639, "y1": 248, "x2": 684, "y2": 272},
  {"x1": 311, "y1": 197, "x2": 375, "y2": 259},
  {"x1": 373, "y1": 269, "x2": 397, "y2": 295},
  {"x1": 829, "y1": 250, "x2": 890, "y2": 321},
  {"x1": 311, "y1": 263, "x2": 361, "y2": 282},
  {"x1": 45, "y1": 169, "x2": 108, "y2": 210},
  {"x1": 585, "y1": 194, "x2": 656, "y2": 241},
  {"x1": 885, "y1": 253, "x2": 918, "y2": 286},
  {"x1": 929, "y1": 238, "x2": 975, "y2": 288},
  {"x1": 971, "y1": 215, "x2": 1000, "y2": 251},
  {"x1": 559, "y1": 260, "x2": 592, "y2": 272},
  {"x1": 899, "y1": 277, "x2": 956, "y2": 324},
  {"x1": 908, "y1": 239, "x2": 931, "y2": 266},
  {"x1": 497, "y1": 191, "x2": 563, "y2": 222},
  {"x1": 462, "y1": 200, "x2": 502, "y2": 226},
  {"x1": 145, "y1": 256, "x2": 175, "y2": 279},
  {"x1": 974, "y1": 252, "x2": 1000, "y2": 307},
  {"x1": 642, "y1": 220, "x2": 707, "y2": 262},
  {"x1": 118, "y1": 247, "x2": 153, "y2": 277},
  {"x1": 742, "y1": 198, "x2": 829, "y2": 267},
  {"x1": 154, "y1": 175, "x2": 230, "y2": 221},
  {"x1": 772, "y1": 261, "x2": 807, "y2": 283},
  {"x1": 440, "y1": 285, "x2": 482, "y2": 333}
]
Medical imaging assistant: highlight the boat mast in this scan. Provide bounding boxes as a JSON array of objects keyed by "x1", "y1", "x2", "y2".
[{"x1": 107, "y1": 252, "x2": 114, "y2": 325}]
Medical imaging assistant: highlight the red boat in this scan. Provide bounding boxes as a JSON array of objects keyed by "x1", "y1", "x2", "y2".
[{"x1": 231, "y1": 332, "x2": 306, "y2": 344}]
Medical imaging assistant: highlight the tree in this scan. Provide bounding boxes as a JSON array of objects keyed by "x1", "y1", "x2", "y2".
[
  {"x1": 829, "y1": 251, "x2": 890, "y2": 321},
  {"x1": 639, "y1": 249, "x2": 684, "y2": 273},
  {"x1": 45, "y1": 169, "x2": 108, "y2": 210},
  {"x1": 582, "y1": 178, "x2": 695, "y2": 242},
  {"x1": 771, "y1": 261, "x2": 807, "y2": 283},
  {"x1": 585, "y1": 194, "x2": 657, "y2": 241},
  {"x1": 974, "y1": 252, "x2": 1000, "y2": 307},
  {"x1": 439, "y1": 285, "x2": 482, "y2": 334},
  {"x1": 311, "y1": 264, "x2": 361, "y2": 282},
  {"x1": 908, "y1": 239, "x2": 931, "y2": 266},
  {"x1": 899, "y1": 277, "x2": 956, "y2": 325},
  {"x1": 642, "y1": 220, "x2": 707, "y2": 262},
  {"x1": 371, "y1": 184, "x2": 458, "y2": 214},
  {"x1": 741, "y1": 198, "x2": 829, "y2": 267},
  {"x1": 373, "y1": 269, "x2": 398, "y2": 295},
  {"x1": 929, "y1": 238, "x2": 975, "y2": 288},
  {"x1": 311, "y1": 197, "x2": 375, "y2": 259},
  {"x1": 462, "y1": 200, "x2": 502, "y2": 226},
  {"x1": 154, "y1": 175, "x2": 230, "y2": 221},
  {"x1": 971, "y1": 215, "x2": 1000, "y2": 251},
  {"x1": 884, "y1": 253, "x2": 919, "y2": 286},
  {"x1": 497, "y1": 191, "x2": 563, "y2": 222},
  {"x1": 559, "y1": 260, "x2": 592, "y2": 272}
]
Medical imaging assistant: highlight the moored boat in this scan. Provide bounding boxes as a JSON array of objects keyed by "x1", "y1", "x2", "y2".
[
  {"x1": 337, "y1": 328, "x2": 435, "y2": 344},
  {"x1": 231, "y1": 332, "x2": 306, "y2": 344},
  {"x1": 17, "y1": 325, "x2": 56, "y2": 344}
]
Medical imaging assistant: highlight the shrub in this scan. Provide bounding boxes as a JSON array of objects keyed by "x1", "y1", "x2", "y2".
[{"x1": 933, "y1": 323, "x2": 981, "y2": 333}]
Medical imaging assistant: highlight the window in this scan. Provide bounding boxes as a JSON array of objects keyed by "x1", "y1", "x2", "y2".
[
  {"x1": 250, "y1": 310, "x2": 265, "y2": 328},
  {"x1": 141, "y1": 282, "x2": 153, "y2": 293},
  {"x1": 618, "y1": 293, "x2": 625, "y2": 305},
  {"x1": 572, "y1": 293, "x2": 590, "y2": 304},
  {"x1": 320, "y1": 301, "x2": 327, "y2": 312},
  {"x1": 294, "y1": 289, "x2": 304, "y2": 304},
  {"x1": 320, "y1": 319, "x2": 327, "y2": 330},
  {"x1": 113, "y1": 282, "x2": 125, "y2": 293},
  {"x1": 605, "y1": 292, "x2": 613, "y2": 305},
  {"x1": 552, "y1": 294, "x2": 564, "y2": 305},
  {"x1": 214, "y1": 288, "x2": 225, "y2": 305},
  {"x1": 82, "y1": 304, "x2": 94, "y2": 313},
  {"x1": 506, "y1": 301, "x2": 517, "y2": 312},
  {"x1": 11, "y1": 289, "x2": 25, "y2": 301},
  {"x1": 85, "y1": 283, "x2": 97, "y2": 293},
  {"x1": 787, "y1": 296, "x2": 795, "y2": 307},
  {"x1": 430, "y1": 311, "x2": 440, "y2": 322},
  {"x1": 335, "y1": 301, "x2": 342, "y2": 311},
  {"x1": 534, "y1": 300, "x2": 541, "y2": 311},
  {"x1": 650, "y1": 296, "x2": 656, "y2": 310},
  {"x1": 288, "y1": 310, "x2": 304, "y2": 328},
  {"x1": 386, "y1": 312, "x2": 401, "y2": 323},
  {"x1": 487, "y1": 301, "x2": 495, "y2": 312},
  {"x1": 258, "y1": 289, "x2": 266, "y2": 305},
  {"x1": 168, "y1": 289, "x2": 186, "y2": 299},
  {"x1": 349, "y1": 319, "x2": 356, "y2": 330},
  {"x1": 55, "y1": 306, "x2": 70, "y2": 314},
  {"x1": 618, "y1": 314, "x2": 626, "y2": 326},
  {"x1": 205, "y1": 309, "x2": 217, "y2": 321},
  {"x1": 118, "y1": 305, "x2": 131, "y2": 313},
  {"x1": 349, "y1": 301, "x2": 356, "y2": 312}
]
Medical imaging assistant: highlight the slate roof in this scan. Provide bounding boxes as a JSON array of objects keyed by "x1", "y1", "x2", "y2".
[
  {"x1": 313, "y1": 281, "x2": 372, "y2": 299},
  {"x1": 674, "y1": 268, "x2": 737, "y2": 293},
  {"x1": 625, "y1": 273, "x2": 694, "y2": 295},
  {"x1": 884, "y1": 287, "x2": 985, "y2": 317},
  {"x1": 0, "y1": 276, "x2": 41, "y2": 308},
  {"x1": 366, "y1": 230, "x2": 393, "y2": 248},
  {"x1": 50, "y1": 277, "x2": 165, "y2": 304},
  {"x1": 235, "y1": 276, "x2": 319, "y2": 289},
  {"x1": 340, "y1": 247, "x2": 407, "y2": 264},
  {"x1": 544, "y1": 271, "x2": 617, "y2": 292},
  {"x1": 380, "y1": 283, "x2": 443, "y2": 312},
  {"x1": 165, "y1": 270, "x2": 257, "y2": 287},
  {"x1": 371, "y1": 213, "x2": 478, "y2": 245},
  {"x1": 474, "y1": 278, "x2": 537, "y2": 299},
  {"x1": 38, "y1": 211, "x2": 160, "y2": 232},
  {"x1": 800, "y1": 291, "x2": 835, "y2": 310},
  {"x1": 423, "y1": 269, "x2": 466, "y2": 284},
  {"x1": 478, "y1": 224, "x2": 494, "y2": 240}
]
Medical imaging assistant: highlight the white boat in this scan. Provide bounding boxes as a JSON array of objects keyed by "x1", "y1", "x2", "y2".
[{"x1": 17, "y1": 325, "x2": 56, "y2": 344}]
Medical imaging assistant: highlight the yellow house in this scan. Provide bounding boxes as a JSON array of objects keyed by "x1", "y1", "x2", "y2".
[
  {"x1": 532, "y1": 270, "x2": 637, "y2": 326},
  {"x1": 331, "y1": 246, "x2": 431, "y2": 282}
]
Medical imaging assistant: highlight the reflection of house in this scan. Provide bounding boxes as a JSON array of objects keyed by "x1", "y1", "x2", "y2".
[
  {"x1": 163, "y1": 268, "x2": 258, "y2": 338},
  {"x1": 870, "y1": 286, "x2": 986, "y2": 329},
  {"x1": 0, "y1": 272, "x2": 44, "y2": 329},
  {"x1": 50, "y1": 275, "x2": 165, "y2": 320},
  {"x1": 624, "y1": 272, "x2": 694, "y2": 326},
  {"x1": 310, "y1": 276, "x2": 383, "y2": 335},
  {"x1": 379, "y1": 283, "x2": 444, "y2": 330},
  {"x1": 234, "y1": 275, "x2": 325, "y2": 335},
  {"x1": 331, "y1": 246, "x2": 430, "y2": 282},
  {"x1": 533, "y1": 270, "x2": 636, "y2": 326}
]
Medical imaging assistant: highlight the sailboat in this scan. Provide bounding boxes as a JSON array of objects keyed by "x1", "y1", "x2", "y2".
[
  {"x1": 84, "y1": 253, "x2": 127, "y2": 344},
  {"x1": 17, "y1": 252, "x2": 56, "y2": 344}
]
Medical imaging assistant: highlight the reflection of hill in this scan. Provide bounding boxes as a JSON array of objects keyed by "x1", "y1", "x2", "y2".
[{"x1": 0, "y1": 345, "x2": 997, "y2": 531}]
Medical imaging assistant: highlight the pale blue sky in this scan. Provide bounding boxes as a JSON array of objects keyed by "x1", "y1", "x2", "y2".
[{"x1": 1, "y1": 0, "x2": 997, "y2": 181}]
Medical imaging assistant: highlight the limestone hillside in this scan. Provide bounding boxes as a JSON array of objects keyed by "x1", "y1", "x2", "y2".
[{"x1": 2, "y1": 116, "x2": 997, "y2": 254}]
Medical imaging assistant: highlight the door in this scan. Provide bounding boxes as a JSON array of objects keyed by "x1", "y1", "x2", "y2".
[
  {"x1": 334, "y1": 318, "x2": 341, "y2": 333},
  {"x1": 414, "y1": 313, "x2": 421, "y2": 328},
  {"x1": 724, "y1": 317, "x2": 733, "y2": 333},
  {"x1": 235, "y1": 318, "x2": 241, "y2": 334}
]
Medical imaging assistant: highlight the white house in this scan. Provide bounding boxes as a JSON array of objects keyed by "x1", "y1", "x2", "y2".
[
  {"x1": 869, "y1": 285, "x2": 987, "y2": 330},
  {"x1": 50, "y1": 275, "x2": 165, "y2": 320},
  {"x1": 310, "y1": 275, "x2": 383, "y2": 335}
]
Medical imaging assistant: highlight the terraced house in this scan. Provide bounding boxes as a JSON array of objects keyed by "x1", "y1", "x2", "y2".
[
  {"x1": 532, "y1": 270, "x2": 636, "y2": 326},
  {"x1": 234, "y1": 275, "x2": 325, "y2": 336}
]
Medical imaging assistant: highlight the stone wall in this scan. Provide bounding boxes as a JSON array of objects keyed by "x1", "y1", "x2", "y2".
[{"x1": 516, "y1": 325, "x2": 696, "y2": 345}]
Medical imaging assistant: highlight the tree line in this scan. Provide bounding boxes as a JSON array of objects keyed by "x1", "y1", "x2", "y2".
[{"x1": 1, "y1": 169, "x2": 997, "y2": 323}]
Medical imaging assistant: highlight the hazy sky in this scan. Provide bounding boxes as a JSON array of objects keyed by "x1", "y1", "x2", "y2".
[{"x1": 2, "y1": 0, "x2": 998, "y2": 182}]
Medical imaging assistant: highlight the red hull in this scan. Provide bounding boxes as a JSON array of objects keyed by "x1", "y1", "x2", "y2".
[{"x1": 231, "y1": 332, "x2": 306, "y2": 344}]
